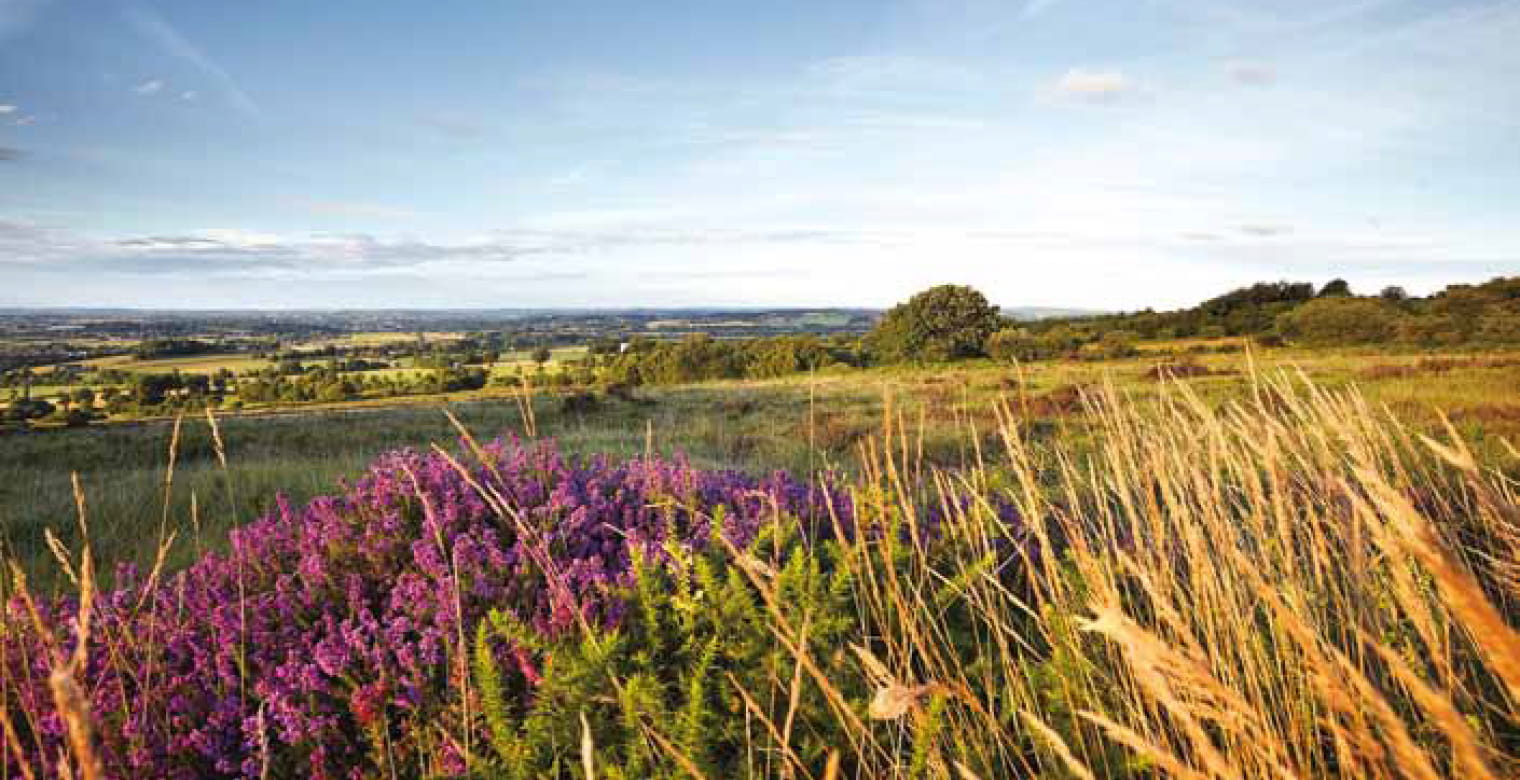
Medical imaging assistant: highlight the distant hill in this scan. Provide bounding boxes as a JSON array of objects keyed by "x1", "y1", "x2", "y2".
[{"x1": 1001, "y1": 306, "x2": 1108, "y2": 321}]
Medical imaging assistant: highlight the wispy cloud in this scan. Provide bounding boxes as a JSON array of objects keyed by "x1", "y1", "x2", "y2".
[
  {"x1": 133, "y1": 78, "x2": 164, "y2": 95},
  {"x1": 0, "y1": 103, "x2": 33, "y2": 127},
  {"x1": 1, "y1": 221, "x2": 892, "y2": 279},
  {"x1": 123, "y1": 2, "x2": 261, "y2": 119}
]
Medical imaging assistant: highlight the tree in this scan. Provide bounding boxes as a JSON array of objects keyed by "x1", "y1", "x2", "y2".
[
  {"x1": 531, "y1": 346, "x2": 553, "y2": 366},
  {"x1": 867, "y1": 284, "x2": 1002, "y2": 363},
  {"x1": 1317, "y1": 278, "x2": 1353, "y2": 298},
  {"x1": 1379, "y1": 285, "x2": 1409, "y2": 303}
]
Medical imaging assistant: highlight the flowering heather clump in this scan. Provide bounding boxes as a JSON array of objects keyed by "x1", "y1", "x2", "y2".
[{"x1": 1, "y1": 438, "x2": 852, "y2": 778}]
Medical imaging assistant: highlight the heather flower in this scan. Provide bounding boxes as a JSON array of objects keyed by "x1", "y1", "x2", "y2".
[{"x1": 1, "y1": 438, "x2": 856, "y2": 778}]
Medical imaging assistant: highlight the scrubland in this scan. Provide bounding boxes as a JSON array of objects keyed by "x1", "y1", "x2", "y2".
[{"x1": 2, "y1": 348, "x2": 1518, "y2": 777}]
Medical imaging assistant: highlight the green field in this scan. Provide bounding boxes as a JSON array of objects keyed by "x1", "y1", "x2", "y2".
[{"x1": 77, "y1": 352, "x2": 274, "y2": 374}]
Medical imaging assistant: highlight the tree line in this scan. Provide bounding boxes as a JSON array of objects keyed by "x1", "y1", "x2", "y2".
[{"x1": 599, "y1": 276, "x2": 1520, "y2": 387}]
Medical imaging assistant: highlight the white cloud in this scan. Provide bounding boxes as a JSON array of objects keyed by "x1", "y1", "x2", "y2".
[
  {"x1": 134, "y1": 79, "x2": 164, "y2": 95},
  {"x1": 0, "y1": 104, "x2": 14, "y2": 113},
  {"x1": 180, "y1": 90, "x2": 197, "y2": 101},
  {"x1": 1054, "y1": 68, "x2": 1134, "y2": 101}
]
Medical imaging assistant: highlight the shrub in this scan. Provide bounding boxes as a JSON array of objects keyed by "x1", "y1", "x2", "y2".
[
  {"x1": 985, "y1": 328, "x2": 1040, "y2": 362},
  {"x1": 1275, "y1": 297, "x2": 1403, "y2": 345}
]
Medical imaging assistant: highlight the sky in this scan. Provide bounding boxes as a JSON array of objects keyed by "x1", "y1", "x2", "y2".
[{"x1": 1, "y1": 0, "x2": 1518, "y2": 310}]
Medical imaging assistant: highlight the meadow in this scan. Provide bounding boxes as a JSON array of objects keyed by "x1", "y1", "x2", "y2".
[
  {"x1": 4, "y1": 343, "x2": 1517, "y2": 590},
  {"x1": 4, "y1": 329, "x2": 1520, "y2": 779},
  {"x1": 2, "y1": 350, "x2": 1517, "y2": 778}
]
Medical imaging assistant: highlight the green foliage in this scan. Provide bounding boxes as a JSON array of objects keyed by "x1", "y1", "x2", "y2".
[
  {"x1": 1029, "y1": 275, "x2": 1520, "y2": 351},
  {"x1": 470, "y1": 522, "x2": 868, "y2": 777},
  {"x1": 133, "y1": 337, "x2": 218, "y2": 359},
  {"x1": 985, "y1": 328, "x2": 1040, "y2": 362},
  {"x1": 909, "y1": 693, "x2": 947, "y2": 778},
  {"x1": 867, "y1": 284, "x2": 1002, "y2": 363},
  {"x1": 1317, "y1": 278, "x2": 1353, "y2": 297},
  {"x1": 1025, "y1": 280, "x2": 1315, "y2": 342},
  {"x1": 1276, "y1": 297, "x2": 1402, "y2": 345},
  {"x1": 603, "y1": 334, "x2": 858, "y2": 387},
  {"x1": 1082, "y1": 330, "x2": 1139, "y2": 360}
]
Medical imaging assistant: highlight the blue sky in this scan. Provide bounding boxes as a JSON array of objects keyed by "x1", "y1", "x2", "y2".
[{"x1": 1, "y1": 0, "x2": 1517, "y2": 309}]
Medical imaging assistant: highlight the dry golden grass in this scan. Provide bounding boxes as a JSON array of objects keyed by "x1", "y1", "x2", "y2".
[{"x1": 750, "y1": 371, "x2": 1520, "y2": 777}]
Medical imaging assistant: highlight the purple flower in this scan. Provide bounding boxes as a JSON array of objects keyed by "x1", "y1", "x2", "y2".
[{"x1": 2, "y1": 437, "x2": 857, "y2": 778}]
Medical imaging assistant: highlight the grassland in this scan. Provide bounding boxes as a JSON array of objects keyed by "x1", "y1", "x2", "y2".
[
  {"x1": 5, "y1": 359, "x2": 1517, "y2": 777},
  {"x1": 4, "y1": 344, "x2": 1517, "y2": 595}
]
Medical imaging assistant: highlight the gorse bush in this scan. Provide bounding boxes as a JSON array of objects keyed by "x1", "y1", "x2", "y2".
[
  {"x1": 5, "y1": 374, "x2": 1520, "y2": 778},
  {"x1": 470, "y1": 522, "x2": 863, "y2": 778}
]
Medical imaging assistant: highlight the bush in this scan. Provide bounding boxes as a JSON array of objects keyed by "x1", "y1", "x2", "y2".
[
  {"x1": 1276, "y1": 297, "x2": 1403, "y2": 346},
  {"x1": 985, "y1": 328, "x2": 1040, "y2": 362}
]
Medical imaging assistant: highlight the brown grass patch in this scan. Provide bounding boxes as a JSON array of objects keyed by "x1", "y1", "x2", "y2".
[{"x1": 1142, "y1": 361, "x2": 1237, "y2": 381}]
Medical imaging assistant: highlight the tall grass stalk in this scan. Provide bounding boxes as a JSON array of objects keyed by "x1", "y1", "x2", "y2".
[{"x1": 782, "y1": 372, "x2": 1518, "y2": 777}]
